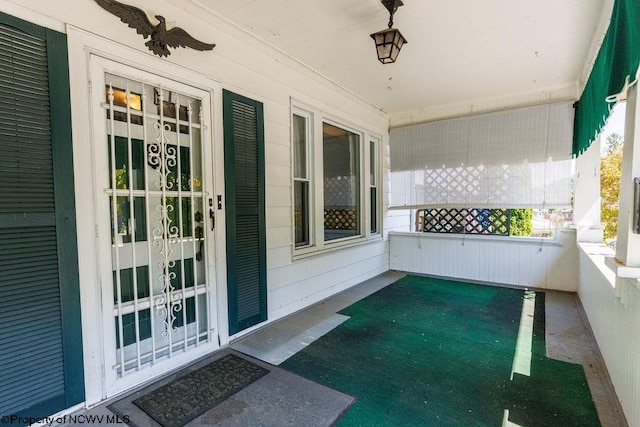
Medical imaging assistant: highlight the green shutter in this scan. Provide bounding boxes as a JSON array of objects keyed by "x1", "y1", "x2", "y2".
[
  {"x1": 0, "y1": 12, "x2": 83, "y2": 420},
  {"x1": 223, "y1": 90, "x2": 267, "y2": 335}
]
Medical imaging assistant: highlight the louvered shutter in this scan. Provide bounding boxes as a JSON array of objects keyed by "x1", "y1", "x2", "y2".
[
  {"x1": 223, "y1": 90, "x2": 267, "y2": 335},
  {"x1": 0, "y1": 13, "x2": 83, "y2": 419}
]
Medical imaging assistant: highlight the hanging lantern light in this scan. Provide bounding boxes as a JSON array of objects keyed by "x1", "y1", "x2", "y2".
[{"x1": 370, "y1": 0, "x2": 407, "y2": 64}]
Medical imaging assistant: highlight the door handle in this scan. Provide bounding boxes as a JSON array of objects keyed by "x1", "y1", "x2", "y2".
[
  {"x1": 195, "y1": 225, "x2": 204, "y2": 261},
  {"x1": 209, "y1": 208, "x2": 215, "y2": 230}
]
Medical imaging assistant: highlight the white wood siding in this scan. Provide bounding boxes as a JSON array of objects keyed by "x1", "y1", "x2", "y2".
[
  {"x1": 389, "y1": 229, "x2": 578, "y2": 291},
  {"x1": 1, "y1": 0, "x2": 392, "y2": 406},
  {"x1": 578, "y1": 245, "x2": 640, "y2": 427},
  {"x1": 69, "y1": 0, "x2": 390, "y2": 315},
  {"x1": 268, "y1": 240, "x2": 389, "y2": 320},
  {"x1": 383, "y1": 209, "x2": 412, "y2": 236}
]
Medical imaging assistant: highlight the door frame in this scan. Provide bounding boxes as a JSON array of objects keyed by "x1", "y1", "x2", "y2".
[
  {"x1": 67, "y1": 27, "x2": 229, "y2": 404},
  {"x1": 91, "y1": 56, "x2": 222, "y2": 396}
]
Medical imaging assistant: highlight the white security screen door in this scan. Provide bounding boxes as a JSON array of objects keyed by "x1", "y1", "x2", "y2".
[{"x1": 90, "y1": 57, "x2": 219, "y2": 395}]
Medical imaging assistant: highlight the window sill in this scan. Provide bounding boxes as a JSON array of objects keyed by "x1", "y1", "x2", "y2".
[{"x1": 292, "y1": 234, "x2": 384, "y2": 260}]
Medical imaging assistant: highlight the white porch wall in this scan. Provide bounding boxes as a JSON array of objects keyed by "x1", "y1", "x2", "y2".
[
  {"x1": 389, "y1": 229, "x2": 578, "y2": 291},
  {"x1": 577, "y1": 244, "x2": 640, "y2": 427}
]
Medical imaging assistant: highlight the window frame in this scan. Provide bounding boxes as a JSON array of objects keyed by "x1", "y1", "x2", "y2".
[
  {"x1": 291, "y1": 101, "x2": 382, "y2": 258},
  {"x1": 292, "y1": 108, "x2": 314, "y2": 249},
  {"x1": 321, "y1": 119, "x2": 363, "y2": 244},
  {"x1": 369, "y1": 136, "x2": 381, "y2": 235}
]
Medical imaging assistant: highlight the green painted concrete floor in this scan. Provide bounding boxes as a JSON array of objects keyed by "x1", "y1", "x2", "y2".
[{"x1": 232, "y1": 271, "x2": 626, "y2": 426}]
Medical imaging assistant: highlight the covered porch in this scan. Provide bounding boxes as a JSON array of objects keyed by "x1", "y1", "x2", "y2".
[{"x1": 1, "y1": 0, "x2": 639, "y2": 425}]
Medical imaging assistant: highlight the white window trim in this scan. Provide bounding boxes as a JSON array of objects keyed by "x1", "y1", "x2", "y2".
[
  {"x1": 292, "y1": 107, "x2": 314, "y2": 249},
  {"x1": 291, "y1": 101, "x2": 383, "y2": 259},
  {"x1": 369, "y1": 136, "x2": 381, "y2": 236}
]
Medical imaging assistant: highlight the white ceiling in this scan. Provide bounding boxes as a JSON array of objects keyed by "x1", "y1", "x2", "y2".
[{"x1": 201, "y1": 0, "x2": 606, "y2": 118}]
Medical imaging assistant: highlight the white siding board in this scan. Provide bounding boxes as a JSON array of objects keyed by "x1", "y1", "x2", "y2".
[
  {"x1": 268, "y1": 264, "x2": 390, "y2": 321},
  {"x1": 223, "y1": 76, "x2": 286, "y2": 107},
  {"x1": 269, "y1": 241, "x2": 389, "y2": 291},
  {"x1": 266, "y1": 186, "x2": 291, "y2": 207},
  {"x1": 263, "y1": 102, "x2": 291, "y2": 127},
  {"x1": 382, "y1": 146, "x2": 391, "y2": 169},
  {"x1": 386, "y1": 209, "x2": 410, "y2": 218},
  {"x1": 265, "y1": 122, "x2": 291, "y2": 147},
  {"x1": 546, "y1": 231, "x2": 579, "y2": 291},
  {"x1": 383, "y1": 209, "x2": 411, "y2": 235},
  {"x1": 266, "y1": 246, "x2": 293, "y2": 270},
  {"x1": 467, "y1": 239, "x2": 486, "y2": 282},
  {"x1": 266, "y1": 206, "x2": 291, "y2": 228},
  {"x1": 266, "y1": 226, "x2": 292, "y2": 250},
  {"x1": 291, "y1": 89, "x2": 387, "y2": 131},
  {"x1": 265, "y1": 164, "x2": 291, "y2": 187},
  {"x1": 510, "y1": 246, "x2": 524, "y2": 285},
  {"x1": 321, "y1": 91, "x2": 387, "y2": 131},
  {"x1": 268, "y1": 250, "x2": 389, "y2": 318},
  {"x1": 0, "y1": 0, "x2": 65, "y2": 31},
  {"x1": 496, "y1": 243, "x2": 512, "y2": 284},
  {"x1": 383, "y1": 221, "x2": 411, "y2": 235},
  {"x1": 265, "y1": 143, "x2": 291, "y2": 167}
]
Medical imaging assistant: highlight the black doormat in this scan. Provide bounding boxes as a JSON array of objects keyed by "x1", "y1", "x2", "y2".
[{"x1": 132, "y1": 353, "x2": 269, "y2": 427}]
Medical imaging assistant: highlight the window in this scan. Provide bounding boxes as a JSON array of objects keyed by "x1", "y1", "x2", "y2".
[
  {"x1": 292, "y1": 103, "x2": 381, "y2": 255},
  {"x1": 370, "y1": 138, "x2": 379, "y2": 234},
  {"x1": 323, "y1": 122, "x2": 360, "y2": 241},
  {"x1": 293, "y1": 111, "x2": 311, "y2": 247}
]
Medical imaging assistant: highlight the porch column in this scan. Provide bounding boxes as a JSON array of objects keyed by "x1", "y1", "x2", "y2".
[
  {"x1": 613, "y1": 83, "x2": 640, "y2": 268},
  {"x1": 573, "y1": 135, "x2": 603, "y2": 242}
]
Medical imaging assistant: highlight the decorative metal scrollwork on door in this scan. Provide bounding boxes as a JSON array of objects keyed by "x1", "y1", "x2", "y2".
[
  {"x1": 149, "y1": 89, "x2": 182, "y2": 337},
  {"x1": 105, "y1": 72, "x2": 210, "y2": 376}
]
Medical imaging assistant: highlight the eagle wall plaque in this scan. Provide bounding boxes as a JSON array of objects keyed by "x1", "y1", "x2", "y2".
[{"x1": 95, "y1": 0, "x2": 215, "y2": 57}]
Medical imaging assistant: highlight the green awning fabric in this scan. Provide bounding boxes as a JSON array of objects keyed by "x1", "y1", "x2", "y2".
[{"x1": 573, "y1": 0, "x2": 640, "y2": 157}]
